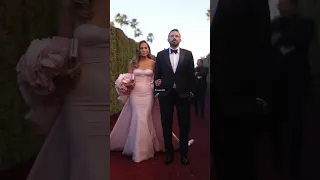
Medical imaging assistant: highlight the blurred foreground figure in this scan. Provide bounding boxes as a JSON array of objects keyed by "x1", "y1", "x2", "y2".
[
  {"x1": 211, "y1": 0, "x2": 272, "y2": 179},
  {"x1": 21, "y1": 0, "x2": 110, "y2": 179},
  {"x1": 271, "y1": 0, "x2": 315, "y2": 179}
]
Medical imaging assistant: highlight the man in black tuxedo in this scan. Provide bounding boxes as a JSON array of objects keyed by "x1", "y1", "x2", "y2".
[
  {"x1": 271, "y1": 0, "x2": 315, "y2": 179},
  {"x1": 193, "y1": 59, "x2": 208, "y2": 120},
  {"x1": 211, "y1": 0, "x2": 272, "y2": 179},
  {"x1": 154, "y1": 29, "x2": 196, "y2": 165}
]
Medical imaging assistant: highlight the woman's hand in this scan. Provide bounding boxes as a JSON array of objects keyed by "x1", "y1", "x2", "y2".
[
  {"x1": 155, "y1": 79, "x2": 161, "y2": 86},
  {"x1": 68, "y1": 62, "x2": 81, "y2": 79},
  {"x1": 127, "y1": 79, "x2": 135, "y2": 90}
]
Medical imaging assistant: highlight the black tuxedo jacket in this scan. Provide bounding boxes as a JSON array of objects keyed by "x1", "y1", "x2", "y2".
[
  {"x1": 271, "y1": 16, "x2": 314, "y2": 77},
  {"x1": 211, "y1": 0, "x2": 272, "y2": 115},
  {"x1": 195, "y1": 66, "x2": 209, "y2": 89},
  {"x1": 154, "y1": 48, "x2": 196, "y2": 98}
]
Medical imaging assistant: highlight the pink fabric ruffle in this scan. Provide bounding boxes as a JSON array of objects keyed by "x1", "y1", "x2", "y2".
[
  {"x1": 16, "y1": 36, "x2": 75, "y2": 134},
  {"x1": 16, "y1": 36, "x2": 72, "y2": 95},
  {"x1": 115, "y1": 73, "x2": 134, "y2": 104}
]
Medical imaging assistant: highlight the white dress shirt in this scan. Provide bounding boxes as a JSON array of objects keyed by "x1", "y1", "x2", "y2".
[
  {"x1": 169, "y1": 47, "x2": 180, "y2": 88},
  {"x1": 169, "y1": 47, "x2": 180, "y2": 73}
]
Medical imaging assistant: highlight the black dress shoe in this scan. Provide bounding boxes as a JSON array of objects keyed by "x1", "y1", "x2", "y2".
[
  {"x1": 181, "y1": 156, "x2": 189, "y2": 165},
  {"x1": 164, "y1": 155, "x2": 174, "y2": 165}
]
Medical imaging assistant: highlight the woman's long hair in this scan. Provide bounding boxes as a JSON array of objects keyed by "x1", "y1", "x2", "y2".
[{"x1": 131, "y1": 40, "x2": 152, "y2": 69}]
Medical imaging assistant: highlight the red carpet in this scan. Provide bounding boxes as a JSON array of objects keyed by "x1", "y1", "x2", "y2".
[
  {"x1": 110, "y1": 99, "x2": 210, "y2": 180},
  {"x1": 0, "y1": 98, "x2": 210, "y2": 180}
]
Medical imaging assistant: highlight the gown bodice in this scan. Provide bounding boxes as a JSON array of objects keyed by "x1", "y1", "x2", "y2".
[
  {"x1": 133, "y1": 69, "x2": 153, "y2": 83},
  {"x1": 73, "y1": 24, "x2": 109, "y2": 64}
]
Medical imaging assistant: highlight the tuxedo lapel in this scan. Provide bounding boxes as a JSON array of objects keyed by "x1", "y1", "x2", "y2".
[
  {"x1": 164, "y1": 49, "x2": 173, "y2": 72},
  {"x1": 176, "y1": 48, "x2": 185, "y2": 72}
]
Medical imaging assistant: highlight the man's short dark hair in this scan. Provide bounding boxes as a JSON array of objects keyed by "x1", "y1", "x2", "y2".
[
  {"x1": 198, "y1": 59, "x2": 204, "y2": 64},
  {"x1": 168, "y1": 29, "x2": 180, "y2": 36}
]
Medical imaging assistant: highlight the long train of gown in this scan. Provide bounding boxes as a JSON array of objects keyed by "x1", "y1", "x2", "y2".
[
  {"x1": 26, "y1": 24, "x2": 110, "y2": 180},
  {"x1": 110, "y1": 69, "x2": 193, "y2": 163}
]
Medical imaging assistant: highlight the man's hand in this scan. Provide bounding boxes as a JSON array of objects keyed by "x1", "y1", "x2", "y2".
[
  {"x1": 155, "y1": 79, "x2": 162, "y2": 86},
  {"x1": 272, "y1": 32, "x2": 281, "y2": 44},
  {"x1": 256, "y1": 97, "x2": 267, "y2": 108},
  {"x1": 188, "y1": 92, "x2": 195, "y2": 102}
]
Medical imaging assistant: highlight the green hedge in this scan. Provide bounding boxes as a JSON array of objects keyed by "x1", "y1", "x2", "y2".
[
  {"x1": 0, "y1": 0, "x2": 61, "y2": 170},
  {"x1": 110, "y1": 25, "x2": 137, "y2": 114}
]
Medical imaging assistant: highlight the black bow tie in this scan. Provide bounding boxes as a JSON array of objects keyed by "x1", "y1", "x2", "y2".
[{"x1": 170, "y1": 49, "x2": 178, "y2": 54}]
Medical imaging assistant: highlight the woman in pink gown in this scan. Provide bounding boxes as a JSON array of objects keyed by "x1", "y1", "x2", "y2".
[
  {"x1": 110, "y1": 40, "x2": 193, "y2": 163},
  {"x1": 16, "y1": 0, "x2": 110, "y2": 179}
]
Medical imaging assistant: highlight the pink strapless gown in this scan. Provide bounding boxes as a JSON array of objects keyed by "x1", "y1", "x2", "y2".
[
  {"x1": 110, "y1": 69, "x2": 181, "y2": 163},
  {"x1": 26, "y1": 24, "x2": 110, "y2": 180}
]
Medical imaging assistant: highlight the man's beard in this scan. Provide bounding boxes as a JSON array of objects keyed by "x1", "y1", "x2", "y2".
[{"x1": 170, "y1": 40, "x2": 179, "y2": 48}]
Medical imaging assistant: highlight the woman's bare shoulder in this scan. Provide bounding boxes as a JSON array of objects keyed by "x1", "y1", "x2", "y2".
[
  {"x1": 148, "y1": 59, "x2": 155, "y2": 70},
  {"x1": 148, "y1": 58, "x2": 155, "y2": 64}
]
